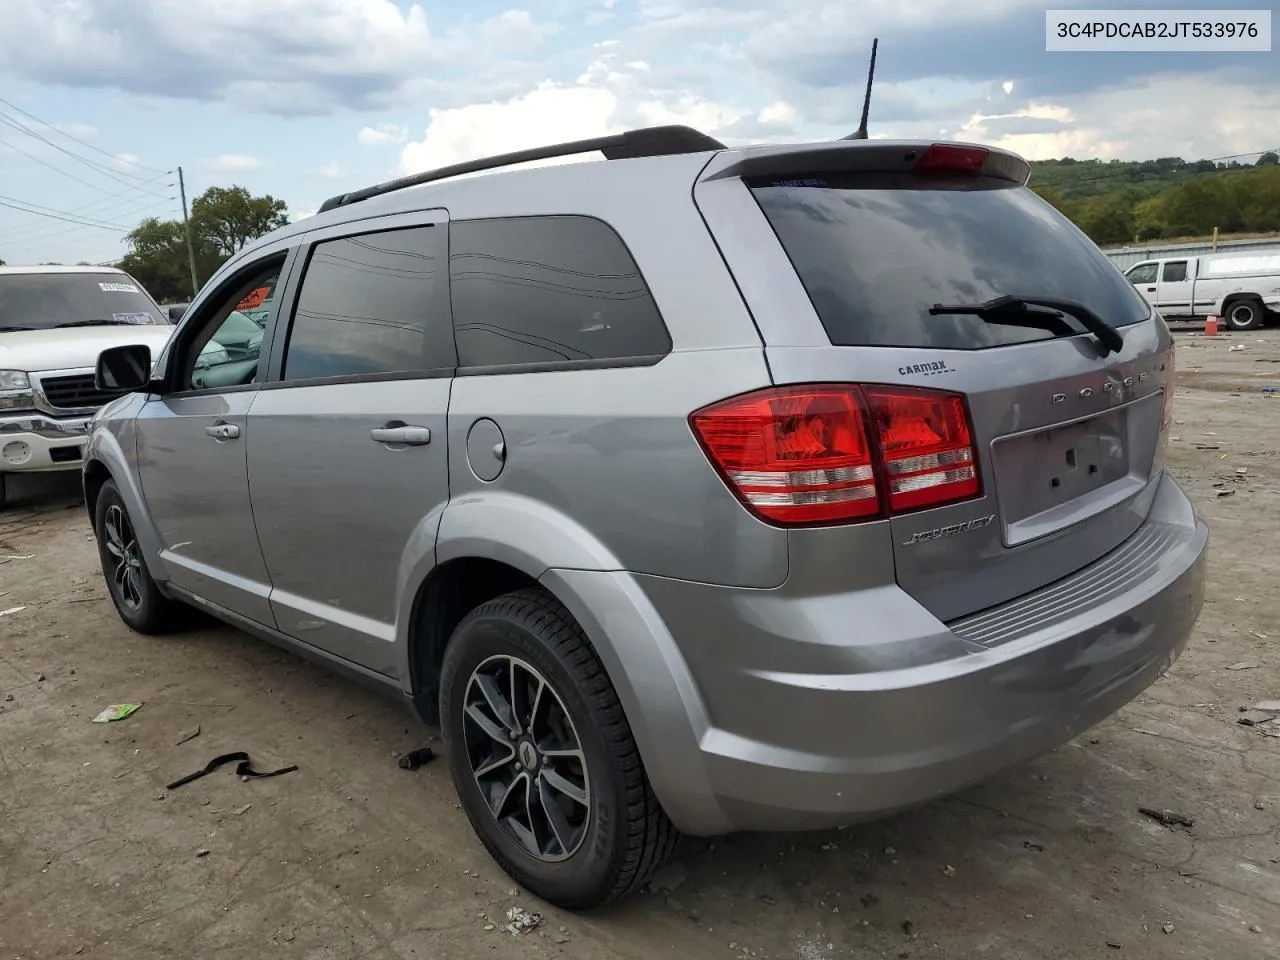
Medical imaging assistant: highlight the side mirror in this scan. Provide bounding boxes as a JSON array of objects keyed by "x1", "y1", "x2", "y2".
[
  {"x1": 96, "y1": 344, "x2": 153, "y2": 393},
  {"x1": 168, "y1": 304, "x2": 188, "y2": 322}
]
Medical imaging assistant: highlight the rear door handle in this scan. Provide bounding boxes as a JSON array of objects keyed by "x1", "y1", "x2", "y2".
[
  {"x1": 205, "y1": 422, "x2": 240, "y2": 441},
  {"x1": 371, "y1": 424, "x2": 431, "y2": 446}
]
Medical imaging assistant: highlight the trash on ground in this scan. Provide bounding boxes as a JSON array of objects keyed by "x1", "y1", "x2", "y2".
[
  {"x1": 233, "y1": 803, "x2": 253, "y2": 816},
  {"x1": 0, "y1": 606, "x2": 26, "y2": 618},
  {"x1": 166, "y1": 751, "x2": 298, "y2": 789},
  {"x1": 397, "y1": 746, "x2": 435, "y2": 770},
  {"x1": 174, "y1": 725, "x2": 201, "y2": 745},
  {"x1": 1139, "y1": 806, "x2": 1194, "y2": 829},
  {"x1": 1252, "y1": 701, "x2": 1280, "y2": 712},
  {"x1": 195, "y1": 848, "x2": 210, "y2": 857},
  {"x1": 1162, "y1": 923, "x2": 1175, "y2": 934},
  {"x1": 1238, "y1": 710, "x2": 1278, "y2": 727},
  {"x1": 504, "y1": 906, "x2": 543, "y2": 935},
  {"x1": 1216, "y1": 489, "x2": 1236, "y2": 498},
  {"x1": 92, "y1": 703, "x2": 142, "y2": 723},
  {"x1": 1227, "y1": 661, "x2": 1260, "y2": 671}
]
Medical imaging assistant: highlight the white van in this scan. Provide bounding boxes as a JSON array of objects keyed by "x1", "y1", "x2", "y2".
[{"x1": 1124, "y1": 251, "x2": 1280, "y2": 330}]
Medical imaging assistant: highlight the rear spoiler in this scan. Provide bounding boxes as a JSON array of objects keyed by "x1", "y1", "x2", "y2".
[{"x1": 699, "y1": 140, "x2": 1032, "y2": 187}]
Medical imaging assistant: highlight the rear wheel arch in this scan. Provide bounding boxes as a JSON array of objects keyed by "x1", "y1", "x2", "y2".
[{"x1": 407, "y1": 557, "x2": 541, "y2": 725}]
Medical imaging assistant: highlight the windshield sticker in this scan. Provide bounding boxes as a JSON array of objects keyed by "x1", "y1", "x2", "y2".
[
  {"x1": 112, "y1": 312, "x2": 155, "y2": 325},
  {"x1": 99, "y1": 281, "x2": 140, "y2": 293}
]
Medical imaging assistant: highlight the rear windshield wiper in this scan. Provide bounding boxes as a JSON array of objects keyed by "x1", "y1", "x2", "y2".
[
  {"x1": 0, "y1": 325, "x2": 37, "y2": 332},
  {"x1": 929, "y1": 295, "x2": 1124, "y2": 355}
]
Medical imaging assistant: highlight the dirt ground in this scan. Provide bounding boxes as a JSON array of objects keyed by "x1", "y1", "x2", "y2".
[{"x1": 2, "y1": 327, "x2": 1279, "y2": 960}]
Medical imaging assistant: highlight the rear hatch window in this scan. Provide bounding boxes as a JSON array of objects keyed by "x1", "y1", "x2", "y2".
[{"x1": 749, "y1": 174, "x2": 1150, "y2": 350}]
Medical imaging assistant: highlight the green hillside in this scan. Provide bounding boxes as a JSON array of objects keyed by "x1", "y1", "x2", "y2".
[{"x1": 1028, "y1": 151, "x2": 1280, "y2": 246}]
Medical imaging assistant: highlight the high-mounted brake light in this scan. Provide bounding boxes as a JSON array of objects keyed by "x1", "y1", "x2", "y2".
[
  {"x1": 914, "y1": 144, "x2": 989, "y2": 176},
  {"x1": 690, "y1": 384, "x2": 981, "y2": 527}
]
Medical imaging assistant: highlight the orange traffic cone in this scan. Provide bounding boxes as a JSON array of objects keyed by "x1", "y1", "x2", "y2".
[{"x1": 1205, "y1": 315, "x2": 1219, "y2": 336}]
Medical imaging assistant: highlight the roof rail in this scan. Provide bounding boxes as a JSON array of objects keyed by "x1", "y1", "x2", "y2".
[{"x1": 318, "y1": 124, "x2": 726, "y2": 213}]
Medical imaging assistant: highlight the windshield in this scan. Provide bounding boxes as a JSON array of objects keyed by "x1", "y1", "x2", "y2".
[
  {"x1": 0, "y1": 272, "x2": 168, "y2": 332},
  {"x1": 750, "y1": 176, "x2": 1151, "y2": 350}
]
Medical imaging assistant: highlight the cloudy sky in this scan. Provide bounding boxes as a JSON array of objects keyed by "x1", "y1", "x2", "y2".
[{"x1": 0, "y1": 0, "x2": 1275, "y2": 266}]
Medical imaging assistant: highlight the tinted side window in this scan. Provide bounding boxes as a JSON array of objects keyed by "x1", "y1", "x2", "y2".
[
  {"x1": 283, "y1": 226, "x2": 453, "y2": 382},
  {"x1": 449, "y1": 216, "x2": 671, "y2": 369},
  {"x1": 1161, "y1": 261, "x2": 1188, "y2": 282}
]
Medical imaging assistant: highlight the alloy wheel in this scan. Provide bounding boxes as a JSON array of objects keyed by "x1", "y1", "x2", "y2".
[
  {"x1": 462, "y1": 655, "x2": 591, "y2": 862},
  {"x1": 103, "y1": 504, "x2": 144, "y2": 611}
]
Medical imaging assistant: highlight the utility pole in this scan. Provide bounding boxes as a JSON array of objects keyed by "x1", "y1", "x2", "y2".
[{"x1": 178, "y1": 166, "x2": 199, "y2": 298}]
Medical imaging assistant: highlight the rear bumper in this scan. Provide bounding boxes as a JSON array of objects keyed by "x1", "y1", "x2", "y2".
[
  {"x1": 0, "y1": 414, "x2": 91, "y2": 472},
  {"x1": 630, "y1": 470, "x2": 1207, "y2": 833}
]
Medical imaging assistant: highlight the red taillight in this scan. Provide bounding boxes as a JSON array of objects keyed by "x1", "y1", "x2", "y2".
[
  {"x1": 690, "y1": 384, "x2": 981, "y2": 527},
  {"x1": 863, "y1": 387, "x2": 980, "y2": 512},
  {"x1": 914, "y1": 144, "x2": 989, "y2": 176}
]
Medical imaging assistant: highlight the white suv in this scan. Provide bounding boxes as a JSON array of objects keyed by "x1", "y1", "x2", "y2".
[{"x1": 0, "y1": 265, "x2": 176, "y2": 508}]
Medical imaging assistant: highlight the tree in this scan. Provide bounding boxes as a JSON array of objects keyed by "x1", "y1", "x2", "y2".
[
  {"x1": 1075, "y1": 192, "x2": 1136, "y2": 245},
  {"x1": 1257, "y1": 152, "x2": 1279, "y2": 167},
  {"x1": 115, "y1": 185, "x2": 289, "y2": 302},
  {"x1": 191, "y1": 186, "x2": 288, "y2": 259}
]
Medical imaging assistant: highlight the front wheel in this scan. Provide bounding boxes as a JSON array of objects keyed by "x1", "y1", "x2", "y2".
[
  {"x1": 440, "y1": 589, "x2": 679, "y2": 909},
  {"x1": 1224, "y1": 298, "x2": 1264, "y2": 331},
  {"x1": 94, "y1": 479, "x2": 181, "y2": 634}
]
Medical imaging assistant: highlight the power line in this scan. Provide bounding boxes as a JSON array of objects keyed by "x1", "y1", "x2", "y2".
[
  {"x1": 0, "y1": 196, "x2": 176, "y2": 250},
  {"x1": 0, "y1": 171, "x2": 176, "y2": 243},
  {"x1": 0, "y1": 110, "x2": 174, "y2": 200},
  {"x1": 0, "y1": 195, "x2": 130, "y2": 231},
  {"x1": 0, "y1": 94, "x2": 169, "y2": 176},
  {"x1": 0, "y1": 198, "x2": 178, "y2": 261}
]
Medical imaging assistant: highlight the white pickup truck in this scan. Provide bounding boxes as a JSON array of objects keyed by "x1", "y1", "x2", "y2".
[
  {"x1": 0, "y1": 265, "x2": 179, "y2": 509},
  {"x1": 1123, "y1": 251, "x2": 1280, "y2": 330}
]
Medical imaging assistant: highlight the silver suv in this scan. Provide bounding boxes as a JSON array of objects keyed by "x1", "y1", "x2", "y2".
[{"x1": 84, "y1": 126, "x2": 1208, "y2": 909}]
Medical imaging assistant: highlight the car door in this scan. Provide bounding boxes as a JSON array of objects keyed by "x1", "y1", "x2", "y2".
[
  {"x1": 245, "y1": 212, "x2": 454, "y2": 677},
  {"x1": 1124, "y1": 261, "x2": 1159, "y2": 307},
  {"x1": 1154, "y1": 259, "x2": 1194, "y2": 317},
  {"x1": 134, "y1": 249, "x2": 299, "y2": 625}
]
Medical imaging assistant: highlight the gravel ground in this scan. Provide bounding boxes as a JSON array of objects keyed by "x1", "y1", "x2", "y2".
[{"x1": 2, "y1": 326, "x2": 1278, "y2": 960}]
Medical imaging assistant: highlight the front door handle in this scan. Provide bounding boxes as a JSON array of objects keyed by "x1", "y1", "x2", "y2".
[
  {"x1": 205, "y1": 422, "x2": 240, "y2": 441},
  {"x1": 1146, "y1": 287, "x2": 1157, "y2": 292},
  {"x1": 371, "y1": 424, "x2": 431, "y2": 446}
]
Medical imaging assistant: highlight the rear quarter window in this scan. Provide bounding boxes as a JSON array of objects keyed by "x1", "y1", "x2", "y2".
[
  {"x1": 449, "y1": 215, "x2": 671, "y2": 370},
  {"x1": 750, "y1": 176, "x2": 1151, "y2": 350}
]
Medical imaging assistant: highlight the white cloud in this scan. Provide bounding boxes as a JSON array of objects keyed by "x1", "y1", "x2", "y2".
[
  {"x1": 358, "y1": 123, "x2": 410, "y2": 147},
  {"x1": 291, "y1": 205, "x2": 318, "y2": 221},
  {"x1": 476, "y1": 9, "x2": 560, "y2": 50},
  {"x1": 398, "y1": 56, "x2": 748, "y2": 175},
  {"x1": 0, "y1": 0, "x2": 445, "y2": 113},
  {"x1": 1002, "y1": 81, "x2": 1015, "y2": 95},
  {"x1": 208, "y1": 153, "x2": 263, "y2": 173},
  {"x1": 948, "y1": 75, "x2": 1280, "y2": 162},
  {"x1": 318, "y1": 160, "x2": 342, "y2": 178}
]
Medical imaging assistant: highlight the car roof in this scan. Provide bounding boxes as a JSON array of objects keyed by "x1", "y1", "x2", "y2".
[
  {"x1": 240, "y1": 127, "x2": 1031, "y2": 260},
  {"x1": 0, "y1": 265, "x2": 125, "y2": 276}
]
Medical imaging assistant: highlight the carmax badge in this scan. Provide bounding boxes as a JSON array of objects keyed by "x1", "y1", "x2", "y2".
[{"x1": 902, "y1": 515, "x2": 996, "y2": 546}]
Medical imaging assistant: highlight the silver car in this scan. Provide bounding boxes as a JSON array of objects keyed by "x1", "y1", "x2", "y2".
[{"x1": 84, "y1": 127, "x2": 1208, "y2": 908}]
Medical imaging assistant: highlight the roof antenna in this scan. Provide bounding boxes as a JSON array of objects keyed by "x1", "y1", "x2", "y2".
[{"x1": 842, "y1": 38, "x2": 878, "y2": 141}]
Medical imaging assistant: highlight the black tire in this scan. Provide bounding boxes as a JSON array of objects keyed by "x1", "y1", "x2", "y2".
[
  {"x1": 440, "y1": 588, "x2": 679, "y2": 909},
  {"x1": 94, "y1": 479, "x2": 181, "y2": 634},
  {"x1": 1224, "y1": 297, "x2": 1264, "y2": 331},
  {"x1": 0, "y1": 473, "x2": 8, "y2": 512}
]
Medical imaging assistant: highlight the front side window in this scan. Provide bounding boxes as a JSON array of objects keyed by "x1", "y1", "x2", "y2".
[
  {"x1": 282, "y1": 226, "x2": 453, "y2": 382},
  {"x1": 1161, "y1": 261, "x2": 1188, "y2": 283},
  {"x1": 449, "y1": 215, "x2": 671, "y2": 369},
  {"x1": 180, "y1": 262, "x2": 281, "y2": 392},
  {"x1": 1126, "y1": 263, "x2": 1159, "y2": 285}
]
